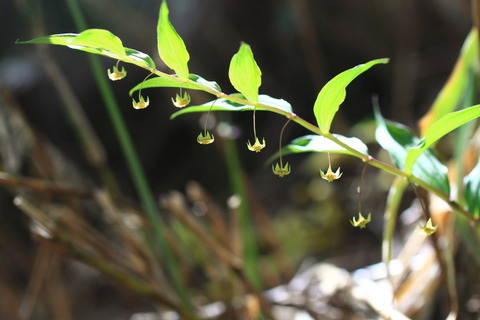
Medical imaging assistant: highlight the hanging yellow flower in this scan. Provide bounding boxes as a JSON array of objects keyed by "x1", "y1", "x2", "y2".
[
  {"x1": 107, "y1": 65, "x2": 127, "y2": 81},
  {"x1": 416, "y1": 218, "x2": 438, "y2": 236},
  {"x1": 320, "y1": 164, "x2": 343, "y2": 182},
  {"x1": 171, "y1": 91, "x2": 191, "y2": 108},
  {"x1": 197, "y1": 131, "x2": 214, "y2": 144},
  {"x1": 350, "y1": 212, "x2": 371, "y2": 228},
  {"x1": 132, "y1": 95, "x2": 150, "y2": 109},
  {"x1": 272, "y1": 162, "x2": 291, "y2": 177},
  {"x1": 247, "y1": 137, "x2": 266, "y2": 152}
]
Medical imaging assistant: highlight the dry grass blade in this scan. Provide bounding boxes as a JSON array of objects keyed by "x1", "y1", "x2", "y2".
[
  {"x1": 18, "y1": 246, "x2": 73, "y2": 320},
  {"x1": 94, "y1": 190, "x2": 150, "y2": 275},
  {"x1": 186, "y1": 181, "x2": 230, "y2": 247},
  {"x1": 161, "y1": 190, "x2": 243, "y2": 269},
  {"x1": 0, "y1": 172, "x2": 93, "y2": 198}
]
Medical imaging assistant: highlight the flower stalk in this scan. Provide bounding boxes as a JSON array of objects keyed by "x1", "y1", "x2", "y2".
[
  {"x1": 272, "y1": 118, "x2": 292, "y2": 177},
  {"x1": 246, "y1": 107, "x2": 266, "y2": 152}
]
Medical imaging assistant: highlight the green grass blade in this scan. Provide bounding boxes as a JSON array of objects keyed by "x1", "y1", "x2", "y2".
[
  {"x1": 382, "y1": 176, "x2": 408, "y2": 266},
  {"x1": 222, "y1": 114, "x2": 262, "y2": 289},
  {"x1": 65, "y1": 0, "x2": 192, "y2": 310}
]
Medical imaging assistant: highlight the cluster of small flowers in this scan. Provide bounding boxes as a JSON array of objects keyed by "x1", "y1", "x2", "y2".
[{"x1": 110, "y1": 64, "x2": 437, "y2": 235}]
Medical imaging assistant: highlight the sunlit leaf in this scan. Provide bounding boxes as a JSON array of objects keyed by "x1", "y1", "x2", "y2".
[
  {"x1": 265, "y1": 134, "x2": 368, "y2": 166},
  {"x1": 124, "y1": 48, "x2": 156, "y2": 69},
  {"x1": 314, "y1": 58, "x2": 388, "y2": 133},
  {"x1": 419, "y1": 29, "x2": 478, "y2": 134},
  {"x1": 170, "y1": 94, "x2": 292, "y2": 119},
  {"x1": 228, "y1": 42, "x2": 262, "y2": 103},
  {"x1": 130, "y1": 74, "x2": 221, "y2": 96},
  {"x1": 257, "y1": 94, "x2": 292, "y2": 113},
  {"x1": 18, "y1": 30, "x2": 156, "y2": 69},
  {"x1": 157, "y1": 1, "x2": 190, "y2": 79},
  {"x1": 20, "y1": 29, "x2": 126, "y2": 56},
  {"x1": 71, "y1": 29, "x2": 125, "y2": 56},
  {"x1": 284, "y1": 134, "x2": 369, "y2": 155},
  {"x1": 17, "y1": 33, "x2": 76, "y2": 46},
  {"x1": 405, "y1": 105, "x2": 480, "y2": 172},
  {"x1": 374, "y1": 108, "x2": 450, "y2": 194}
]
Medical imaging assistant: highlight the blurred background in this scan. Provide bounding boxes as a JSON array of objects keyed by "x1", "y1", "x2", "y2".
[{"x1": 0, "y1": 0, "x2": 475, "y2": 319}]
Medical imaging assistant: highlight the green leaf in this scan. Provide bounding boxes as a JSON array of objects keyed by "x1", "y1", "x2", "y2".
[
  {"x1": 265, "y1": 134, "x2": 368, "y2": 166},
  {"x1": 464, "y1": 159, "x2": 480, "y2": 217},
  {"x1": 157, "y1": 1, "x2": 190, "y2": 79},
  {"x1": 170, "y1": 94, "x2": 292, "y2": 119},
  {"x1": 17, "y1": 33, "x2": 77, "y2": 46},
  {"x1": 18, "y1": 30, "x2": 155, "y2": 69},
  {"x1": 19, "y1": 29, "x2": 124, "y2": 55},
  {"x1": 374, "y1": 108, "x2": 450, "y2": 194},
  {"x1": 284, "y1": 134, "x2": 369, "y2": 155},
  {"x1": 405, "y1": 105, "x2": 480, "y2": 172},
  {"x1": 228, "y1": 42, "x2": 262, "y2": 103},
  {"x1": 70, "y1": 29, "x2": 126, "y2": 56},
  {"x1": 314, "y1": 58, "x2": 389, "y2": 133},
  {"x1": 419, "y1": 29, "x2": 478, "y2": 133},
  {"x1": 124, "y1": 48, "x2": 156, "y2": 69},
  {"x1": 129, "y1": 74, "x2": 221, "y2": 96},
  {"x1": 257, "y1": 94, "x2": 292, "y2": 113}
]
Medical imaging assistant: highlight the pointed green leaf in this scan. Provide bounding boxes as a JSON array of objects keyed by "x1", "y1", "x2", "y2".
[
  {"x1": 374, "y1": 108, "x2": 450, "y2": 194},
  {"x1": 124, "y1": 48, "x2": 156, "y2": 69},
  {"x1": 419, "y1": 29, "x2": 478, "y2": 133},
  {"x1": 17, "y1": 33, "x2": 77, "y2": 46},
  {"x1": 70, "y1": 29, "x2": 126, "y2": 56},
  {"x1": 265, "y1": 134, "x2": 368, "y2": 166},
  {"x1": 18, "y1": 29, "x2": 125, "y2": 56},
  {"x1": 18, "y1": 30, "x2": 155, "y2": 69},
  {"x1": 170, "y1": 94, "x2": 292, "y2": 119},
  {"x1": 257, "y1": 94, "x2": 292, "y2": 113},
  {"x1": 285, "y1": 134, "x2": 368, "y2": 155},
  {"x1": 157, "y1": 1, "x2": 190, "y2": 79},
  {"x1": 314, "y1": 58, "x2": 389, "y2": 133},
  {"x1": 464, "y1": 159, "x2": 480, "y2": 217},
  {"x1": 228, "y1": 42, "x2": 262, "y2": 103},
  {"x1": 129, "y1": 74, "x2": 221, "y2": 96},
  {"x1": 405, "y1": 105, "x2": 480, "y2": 172}
]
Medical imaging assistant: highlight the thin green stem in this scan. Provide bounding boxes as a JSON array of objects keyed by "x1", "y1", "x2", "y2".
[
  {"x1": 382, "y1": 176, "x2": 408, "y2": 265},
  {"x1": 357, "y1": 162, "x2": 368, "y2": 214},
  {"x1": 322, "y1": 132, "x2": 477, "y2": 223},
  {"x1": 65, "y1": 0, "x2": 192, "y2": 310},
  {"x1": 143, "y1": 61, "x2": 478, "y2": 224},
  {"x1": 252, "y1": 108, "x2": 258, "y2": 138},
  {"x1": 144, "y1": 60, "x2": 477, "y2": 223},
  {"x1": 138, "y1": 72, "x2": 154, "y2": 100},
  {"x1": 71, "y1": 12, "x2": 476, "y2": 225},
  {"x1": 203, "y1": 99, "x2": 217, "y2": 135},
  {"x1": 278, "y1": 118, "x2": 292, "y2": 167}
]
